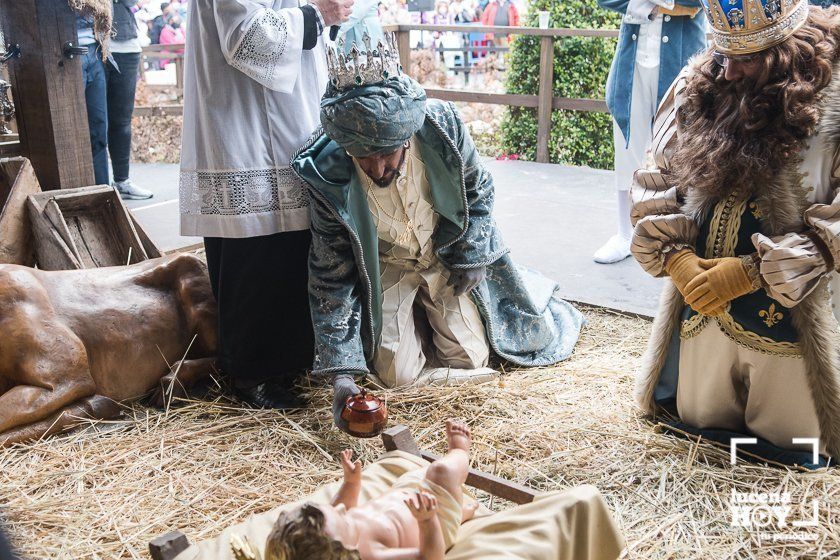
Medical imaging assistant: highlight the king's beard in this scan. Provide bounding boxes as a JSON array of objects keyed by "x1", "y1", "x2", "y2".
[{"x1": 669, "y1": 65, "x2": 817, "y2": 200}]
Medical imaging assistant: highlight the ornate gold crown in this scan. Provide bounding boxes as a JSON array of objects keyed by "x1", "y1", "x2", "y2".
[
  {"x1": 701, "y1": 0, "x2": 810, "y2": 55},
  {"x1": 326, "y1": 32, "x2": 403, "y2": 90}
]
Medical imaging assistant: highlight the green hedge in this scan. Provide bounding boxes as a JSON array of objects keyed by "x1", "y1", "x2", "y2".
[{"x1": 501, "y1": 0, "x2": 620, "y2": 169}]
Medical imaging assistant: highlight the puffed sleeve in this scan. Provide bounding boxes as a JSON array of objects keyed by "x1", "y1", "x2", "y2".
[
  {"x1": 749, "y1": 145, "x2": 840, "y2": 307},
  {"x1": 803, "y1": 149, "x2": 840, "y2": 259},
  {"x1": 214, "y1": 0, "x2": 306, "y2": 93},
  {"x1": 630, "y1": 71, "x2": 699, "y2": 277},
  {"x1": 752, "y1": 232, "x2": 831, "y2": 308}
]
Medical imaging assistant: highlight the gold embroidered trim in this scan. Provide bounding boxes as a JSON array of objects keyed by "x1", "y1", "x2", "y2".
[
  {"x1": 705, "y1": 190, "x2": 745, "y2": 258},
  {"x1": 739, "y1": 254, "x2": 763, "y2": 292},
  {"x1": 717, "y1": 312, "x2": 800, "y2": 356},
  {"x1": 680, "y1": 313, "x2": 709, "y2": 339},
  {"x1": 680, "y1": 310, "x2": 800, "y2": 356}
]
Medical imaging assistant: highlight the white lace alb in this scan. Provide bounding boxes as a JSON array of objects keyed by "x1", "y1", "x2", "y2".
[
  {"x1": 179, "y1": 166, "x2": 308, "y2": 217},
  {"x1": 230, "y1": 9, "x2": 289, "y2": 86}
]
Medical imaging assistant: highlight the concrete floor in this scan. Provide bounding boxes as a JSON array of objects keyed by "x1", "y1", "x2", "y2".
[{"x1": 127, "y1": 160, "x2": 663, "y2": 316}]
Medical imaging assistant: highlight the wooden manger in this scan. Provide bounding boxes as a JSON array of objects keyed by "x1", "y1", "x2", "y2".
[
  {"x1": 27, "y1": 185, "x2": 162, "y2": 270},
  {"x1": 0, "y1": 157, "x2": 39, "y2": 266},
  {"x1": 147, "y1": 424, "x2": 541, "y2": 560}
]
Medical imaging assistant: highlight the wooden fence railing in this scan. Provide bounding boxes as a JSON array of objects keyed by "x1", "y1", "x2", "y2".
[
  {"x1": 385, "y1": 24, "x2": 618, "y2": 163},
  {"x1": 134, "y1": 25, "x2": 621, "y2": 163},
  {"x1": 139, "y1": 43, "x2": 185, "y2": 95}
]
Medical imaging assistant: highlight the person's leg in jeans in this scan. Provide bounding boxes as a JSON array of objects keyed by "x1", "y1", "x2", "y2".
[
  {"x1": 105, "y1": 52, "x2": 153, "y2": 199},
  {"x1": 83, "y1": 45, "x2": 109, "y2": 185}
]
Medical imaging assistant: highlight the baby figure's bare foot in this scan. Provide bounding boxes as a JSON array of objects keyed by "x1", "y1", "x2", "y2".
[
  {"x1": 445, "y1": 419, "x2": 472, "y2": 453},
  {"x1": 461, "y1": 498, "x2": 479, "y2": 522}
]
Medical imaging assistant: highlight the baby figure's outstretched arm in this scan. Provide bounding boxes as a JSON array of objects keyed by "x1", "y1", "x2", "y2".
[{"x1": 331, "y1": 449, "x2": 362, "y2": 510}]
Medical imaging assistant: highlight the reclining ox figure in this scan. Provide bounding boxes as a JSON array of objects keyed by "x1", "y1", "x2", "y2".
[{"x1": 0, "y1": 254, "x2": 218, "y2": 446}]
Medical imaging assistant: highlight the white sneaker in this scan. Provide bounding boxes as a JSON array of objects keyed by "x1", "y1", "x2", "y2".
[
  {"x1": 113, "y1": 179, "x2": 154, "y2": 200},
  {"x1": 593, "y1": 234, "x2": 631, "y2": 264},
  {"x1": 414, "y1": 366, "x2": 500, "y2": 387}
]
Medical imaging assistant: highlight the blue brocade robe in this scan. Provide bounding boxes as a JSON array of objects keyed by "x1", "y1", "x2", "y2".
[{"x1": 291, "y1": 100, "x2": 584, "y2": 377}]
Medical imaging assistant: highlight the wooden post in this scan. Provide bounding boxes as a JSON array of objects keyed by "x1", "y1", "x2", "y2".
[
  {"x1": 536, "y1": 35, "x2": 554, "y2": 164},
  {"x1": 174, "y1": 56, "x2": 185, "y2": 98},
  {"x1": 0, "y1": 0, "x2": 95, "y2": 190},
  {"x1": 396, "y1": 28, "x2": 411, "y2": 77}
]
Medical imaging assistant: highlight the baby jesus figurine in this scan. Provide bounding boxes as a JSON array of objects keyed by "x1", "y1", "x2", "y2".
[{"x1": 265, "y1": 420, "x2": 478, "y2": 560}]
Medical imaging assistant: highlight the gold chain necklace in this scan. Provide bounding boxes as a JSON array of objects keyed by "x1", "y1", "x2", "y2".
[{"x1": 363, "y1": 161, "x2": 414, "y2": 246}]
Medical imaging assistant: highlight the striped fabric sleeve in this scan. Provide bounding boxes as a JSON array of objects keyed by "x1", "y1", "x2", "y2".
[
  {"x1": 629, "y1": 71, "x2": 686, "y2": 226},
  {"x1": 630, "y1": 71, "x2": 698, "y2": 277},
  {"x1": 802, "y1": 148, "x2": 840, "y2": 271},
  {"x1": 751, "y1": 232, "x2": 830, "y2": 308}
]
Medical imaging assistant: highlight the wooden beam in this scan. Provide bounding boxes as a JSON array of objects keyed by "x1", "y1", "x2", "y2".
[
  {"x1": 134, "y1": 105, "x2": 184, "y2": 117},
  {"x1": 536, "y1": 36, "x2": 554, "y2": 163},
  {"x1": 149, "y1": 531, "x2": 191, "y2": 560},
  {"x1": 384, "y1": 24, "x2": 620, "y2": 38},
  {"x1": 423, "y1": 88, "x2": 538, "y2": 107},
  {"x1": 422, "y1": 89, "x2": 607, "y2": 113},
  {"x1": 0, "y1": 0, "x2": 95, "y2": 190},
  {"x1": 0, "y1": 140, "x2": 21, "y2": 158},
  {"x1": 381, "y1": 425, "x2": 539, "y2": 505},
  {"x1": 174, "y1": 57, "x2": 185, "y2": 97},
  {"x1": 381, "y1": 425, "x2": 423, "y2": 455},
  {"x1": 131, "y1": 96, "x2": 608, "y2": 119},
  {"x1": 396, "y1": 29, "x2": 411, "y2": 76},
  {"x1": 552, "y1": 97, "x2": 609, "y2": 113}
]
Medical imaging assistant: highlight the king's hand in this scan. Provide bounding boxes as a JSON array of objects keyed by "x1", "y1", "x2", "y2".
[{"x1": 332, "y1": 373, "x2": 361, "y2": 434}]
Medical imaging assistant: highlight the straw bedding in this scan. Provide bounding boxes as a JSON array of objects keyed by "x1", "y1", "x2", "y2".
[{"x1": 1, "y1": 307, "x2": 837, "y2": 559}]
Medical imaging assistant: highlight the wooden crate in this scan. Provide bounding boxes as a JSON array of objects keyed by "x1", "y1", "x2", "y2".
[
  {"x1": 0, "y1": 157, "x2": 40, "y2": 266},
  {"x1": 27, "y1": 185, "x2": 162, "y2": 270}
]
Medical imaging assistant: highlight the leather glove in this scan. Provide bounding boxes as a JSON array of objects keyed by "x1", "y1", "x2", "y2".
[
  {"x1": 332, "y1": 374, "x2": 361, "y2": 434},
  {"x1": 664, "y1": 249, "x2": 708, "y2": 299},
  {"x1": 684, "y1": 257, "x2": 755, "y2": 316},
  {"x1": 447, "y1": 266, "x2": 486, "y2": 296}
]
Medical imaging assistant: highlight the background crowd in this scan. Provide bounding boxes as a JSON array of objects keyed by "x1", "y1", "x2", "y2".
[{"x1": 126, "y1": 0, "x2": 525, "y2": 53}]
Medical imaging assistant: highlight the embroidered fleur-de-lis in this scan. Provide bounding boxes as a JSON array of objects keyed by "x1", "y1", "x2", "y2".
[
  {"x1": 759, "y1": 303, "x2": 783, "y2": 327},
  {"x1": 749, "y1": 201, "x2": 762, "y2": 219}
]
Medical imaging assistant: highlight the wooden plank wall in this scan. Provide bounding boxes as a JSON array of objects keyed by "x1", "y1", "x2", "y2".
[{"x1": 0, "y1": 0, "x2": 95, "y2": 190}]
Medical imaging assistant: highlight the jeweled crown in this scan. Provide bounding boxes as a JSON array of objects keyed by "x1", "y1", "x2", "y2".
[
  {"x1": 327, "y1": 32, "x2": 403, "y2": 91},
  {"x1": 701, "y1": 0, "x2": 810, "y2": 55}
]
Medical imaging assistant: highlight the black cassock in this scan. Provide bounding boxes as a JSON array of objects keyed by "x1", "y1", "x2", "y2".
[{"x1": 204, "y1": 230, "x2": 314, "y2": 388}]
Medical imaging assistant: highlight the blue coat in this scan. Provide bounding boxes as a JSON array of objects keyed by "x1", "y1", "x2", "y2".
[
  {"x1": 291, "y1": 100, "x2": 584, "y2": 377},
  {"x1": 598, "y1": 0, "x2": 707, "y2": 145}
]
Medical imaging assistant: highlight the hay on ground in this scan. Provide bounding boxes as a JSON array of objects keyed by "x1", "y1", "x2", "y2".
[{"x1": 1, "y1": 308, "x2": 837, "y2": 559}]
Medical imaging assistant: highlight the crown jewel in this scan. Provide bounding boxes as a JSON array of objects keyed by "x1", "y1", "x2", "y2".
[
  {"x1": 327, "y1": 32, "x2": 403, "y2": 91},
  {"x1": 701, "y1": 0, "x2": 809, "y2": 55}
]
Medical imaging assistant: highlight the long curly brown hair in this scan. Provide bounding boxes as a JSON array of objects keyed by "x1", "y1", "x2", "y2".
[{"x1": 669, "y1": 7, "x2": 840, "y2": 199}]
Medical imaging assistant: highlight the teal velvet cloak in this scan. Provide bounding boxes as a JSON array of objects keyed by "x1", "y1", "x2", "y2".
[{"x1": 291, "y1": 100, "x2": 584, "y2": 377}]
